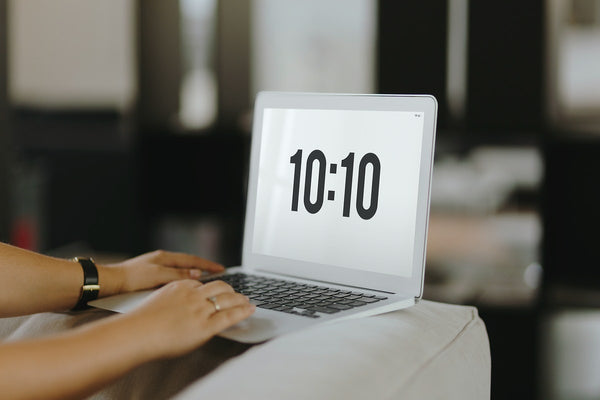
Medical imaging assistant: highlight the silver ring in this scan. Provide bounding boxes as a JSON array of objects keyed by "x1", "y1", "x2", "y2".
[{"x1": 207, "y1": 296, "x2": 221, "y2": 312}]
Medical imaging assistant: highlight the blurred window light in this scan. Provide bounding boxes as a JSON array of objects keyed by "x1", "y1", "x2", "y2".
[
  {"x1": 178, "y1": 0, "x2": 218, "y2": 130},
  {"x1": 251, "y1": 0, "x2": 376, "y2": 98},
  {"x1": 547, "y1": 0, "x2": 600, "y2": 129},
  {"x1": 8, "y1": 0, "x2": 136, "y2": 111},
  {"x1": 426, "y1": 147, "x2": 542, "y2": 306},
  {"x1": 446, "y1": 0, "x2": 469, "y2": 121},
  {"x1": 431, "y1": 147, "x2": 542, "y2": 214},
  {"x1": 543, "y1": 310, "x2": 600, "y2": 399}
]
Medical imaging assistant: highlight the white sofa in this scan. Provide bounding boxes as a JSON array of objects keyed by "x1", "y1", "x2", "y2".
[{"x1": 0, "y1": 300, "x2": 490, "y2": 399}]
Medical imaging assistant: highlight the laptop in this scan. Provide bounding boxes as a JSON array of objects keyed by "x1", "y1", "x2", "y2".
[{"x1": 90, "y1": 92, "x2": 438, "y2": 343}]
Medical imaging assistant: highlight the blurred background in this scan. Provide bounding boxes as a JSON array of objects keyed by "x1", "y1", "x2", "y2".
[{"x1": 1, "y1": 0, "x2": 600, "y2": 398}]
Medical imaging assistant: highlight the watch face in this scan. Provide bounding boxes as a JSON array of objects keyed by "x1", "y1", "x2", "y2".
[{"x1": 252, "y1": 108, "x2": 424, "y2": 277}]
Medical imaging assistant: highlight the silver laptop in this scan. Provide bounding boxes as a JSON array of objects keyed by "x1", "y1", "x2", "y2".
[{"x1": 90, "y1": 92, "x2": 437, "y2": 343}]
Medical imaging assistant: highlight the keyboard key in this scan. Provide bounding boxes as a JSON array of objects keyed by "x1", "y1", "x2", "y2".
[
  {"x1": 258, "y1": 303, "x2": 282, "y2": 310},
  {"x1": 333, "y1": 292, "x2": 351, "y2": 298},
  {"x1": 347, "y1": 300, "x2": 367, "y2": 307},
  {"x1": 253, "y1": 284, "x2": 268, "y2": 289},
  {"x1": 304, "y1": 299, "x2": 321, "y2": 304},
  {"x1": 280, "y1": 302, "x2": 303, "y2": 308},
  {"x1": 249, "y1": 299, "x2": 267, "y2": 307},
  {"x1": 304, "y1": 294, "x2": 321, "y2": 299},
  {"x1": 329, "y1": 304, "x2": 353, "y2": 310},
  {"x1": 358, "y1": 297, "x2": 381, "y2": 303}
]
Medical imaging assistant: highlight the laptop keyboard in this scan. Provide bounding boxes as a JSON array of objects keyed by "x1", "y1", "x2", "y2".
[{"x1": 202, "y1": 273, "x2": 388, "y2": 319}]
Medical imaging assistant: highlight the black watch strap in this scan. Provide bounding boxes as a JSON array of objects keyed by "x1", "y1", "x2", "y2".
[{"x1": 72, "y1": 257, "x2": 100, "y2": 311}]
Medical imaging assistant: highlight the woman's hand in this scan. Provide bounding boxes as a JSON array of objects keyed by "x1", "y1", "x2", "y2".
[
  {"x1": 124, "y1": 279, "x2": 255, "y2": 359},
  {"x1": 0, "y1": 279, "x2": 254, "y2": 400},
  {"x1": 99, "y1": 250, "x2": 225, "y2": 296}
]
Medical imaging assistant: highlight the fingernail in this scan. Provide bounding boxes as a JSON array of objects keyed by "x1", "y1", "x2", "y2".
[{"x1": 189, "y1": 269, "x2": 201, "y2": 279}]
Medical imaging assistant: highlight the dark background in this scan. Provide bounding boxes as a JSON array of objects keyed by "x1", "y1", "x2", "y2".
[{"x1": 2, "y1": 1, "x2": 600, "y2": 399}]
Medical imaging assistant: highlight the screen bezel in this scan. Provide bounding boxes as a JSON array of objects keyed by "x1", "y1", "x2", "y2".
[{"x1": 242, "y1": 92, "x2": 437, "y2": 297}]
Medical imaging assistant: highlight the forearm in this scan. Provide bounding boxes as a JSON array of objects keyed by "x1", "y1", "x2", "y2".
[
  {"x1": 0, "y1": 314, "x2": 154, "y2": 400},
  {"x1": 0, "y1": 280, "x2": 254, "y2": 400},
  {"x1": 0, "y1": 243, "x2": 122, "y2": 317}
]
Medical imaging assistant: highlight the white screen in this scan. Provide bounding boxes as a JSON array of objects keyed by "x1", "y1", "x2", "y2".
[{"x1": 252, "y1": 108, "x2": 424, "y2": 277}]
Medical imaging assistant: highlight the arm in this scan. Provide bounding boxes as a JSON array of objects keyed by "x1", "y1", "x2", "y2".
[
  {"x1": 0, "y1": 280, "x2": 255, "y2": 400},
  {"x1": 0, "y1": 242, "x2": 224, "y2": 317}
]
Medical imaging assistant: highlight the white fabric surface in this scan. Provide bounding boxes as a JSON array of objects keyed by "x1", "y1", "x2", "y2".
[
  {"x1": 174, "y1": 300, "x2": 490, "y2": 400},
  {"x1": 0, "y1": 300, "x2": 490, "y2": 400}
]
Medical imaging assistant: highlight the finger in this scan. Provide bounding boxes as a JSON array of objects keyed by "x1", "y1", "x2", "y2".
[
  {"x1": 207, "y1": 304, "x2": 256, "y2": 334},
  {"x1": 150, "y1": 265, "x2": 205, "y2": 286},
  {"x1": 197, "y1": 280, "x2": 235, "y2": 298},
  {"x1": 152, "y1": 250, "x2": 225, "y2": 272},
  {"x1": 164, "y1": 279, "x2": 203, "y2": 290},
  {"x1": 203, "y1": 292, "x2": 250, "y2": 314},
  {"x1": 148, "y1": 279, "x2": 202, "y2": 299}
]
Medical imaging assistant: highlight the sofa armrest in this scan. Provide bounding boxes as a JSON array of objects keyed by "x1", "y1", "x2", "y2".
[
  {"x1": 0, "y1": 300, "x2": 490, "y2": 400},
  {"x1": 174, "y1": 300, "x2": 491, "y2": 400}
]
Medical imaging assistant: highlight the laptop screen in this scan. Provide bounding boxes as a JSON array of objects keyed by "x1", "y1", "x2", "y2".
[{"x1": 251, "y1": 107, "x2": 424, "y2": 278}]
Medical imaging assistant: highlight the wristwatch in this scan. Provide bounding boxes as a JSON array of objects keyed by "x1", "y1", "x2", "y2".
[{"x1": 72, "y1": 257, "x2": 100, "y2": 311}]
